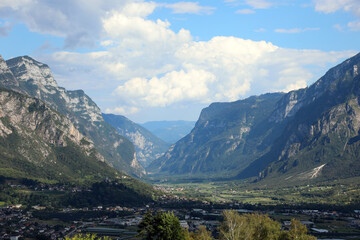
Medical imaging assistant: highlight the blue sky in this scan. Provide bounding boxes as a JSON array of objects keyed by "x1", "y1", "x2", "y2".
[{"x1": 0, "y1": 0, "x2": 359, "y2": 122}]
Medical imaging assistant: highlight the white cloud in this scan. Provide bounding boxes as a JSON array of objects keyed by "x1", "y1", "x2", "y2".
[
  {"x1": 313, "y1": 0, "x2": 353, "y2": 13},
  {"x1": 275, "y1": 27, "x2": 320, "y2": 33},
  {"x1": 2, "y1": 0, "x2": 355, "y2": 119},
  {"x1": 161, "y1": 2, "x2": 215, "y2": 15},
  {"x1": 314, "y1": 0, "x2": 360, "y2": 31},
  {"x1": 0, "y1": 0, "x2": 140, "y2": 48},
  {"x1": 102, "y1": 11, "x2": 191, "y2": 48},
  {"x1": 114, "y1": 69, "x2": 216, "y2": 107},
  {"x1": 42, "y1": 25, "x2": 354, "y2": 115},
  {"x1": 104, "y1": 36, "x2": 353, "y2": 109},
  {"x1": 236, "y1": 9, "x2": 256, "y2": 14},
  {"x1": 105, "y1": 106, "x2": 139, "y2": 116},
  {"x1": 0, "y1": 0, "x2": 32, "y2": 10},
  {"x1": 121, "y1": 1, "x2": 157, "y2": 17}
]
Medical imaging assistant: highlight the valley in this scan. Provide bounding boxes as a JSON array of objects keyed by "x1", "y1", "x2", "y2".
[
  {"x1": 1, "y1": 180, "x2": 360, "y2": 240},
  {"x1": 1, "y1": 46, "x2": 360, "y2": 240},
  {"x1": 152, "y1": 177, "x2": 360, "y2": 206}
]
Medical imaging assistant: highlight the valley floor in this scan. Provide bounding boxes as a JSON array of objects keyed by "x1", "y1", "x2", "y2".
[{"x1": 152, "y1": 176, "x2": 360, "y2": 205}]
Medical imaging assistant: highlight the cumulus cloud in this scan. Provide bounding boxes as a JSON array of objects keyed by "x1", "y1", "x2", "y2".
[
  {"x1": 114, "y1": 69, "x2": 216, "y2": 107},
  {"x1": 40, "y1": 2, "x2": 354, "y2": 117},
  {"x1": 0, "y1": 0, "x2": 136, "y2": 48},
  {"x1": 275, "y1": 27, "x2": 320, "y2": 33},
  {"x1": 161, "y1": 2, "x2": 215, "y2": 15},
  {"x1": 105, "y1": 106, "x2": 139, "y2": 116},
  {"x1": 1, "y1": 0, "x2": 355, "y2": 119},
  {"x1": 314, "y1": 0, "x2": 360, "y2": 31},
  {"x1": 104, "y1": 36, "x2": 353, "y2": 110}
]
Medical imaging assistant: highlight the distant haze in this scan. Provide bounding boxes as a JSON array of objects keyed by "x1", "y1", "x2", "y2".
[{"x1": 141, "y1": 120, "x2": 196, "y2": 144}]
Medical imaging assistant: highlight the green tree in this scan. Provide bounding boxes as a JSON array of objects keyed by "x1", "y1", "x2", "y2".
[
  {"x1": 280, "y1": 219, "x2": 317, "y2": 240},
  {"x1": 219, "y1": 210, "x2": 316, "y2": 240},
  {"x1": 138, "y1": 211, "x2": 185, "y2": 240},
  {"x1": 218, "y1": 210, "x2": 243, "y2": 240},
  {"x1": 138, "y1": 211, "x2": 155, "y2": 239},
  {"x1": 191, "y1": 225, "x2": 214, "y2": 240}
]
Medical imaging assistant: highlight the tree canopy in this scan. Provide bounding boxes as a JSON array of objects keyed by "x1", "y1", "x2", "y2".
[
  {"x1": 138, "y1": 211, "x2": 185, "y2": 240},
  {"x1": 138, "y1": 210, "x2": 317, "y2": 240}
]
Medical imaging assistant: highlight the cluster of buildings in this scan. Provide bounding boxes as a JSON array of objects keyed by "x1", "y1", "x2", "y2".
[
  {"x1": 0, "y1": 206, "x2": 76, "y2": 240},
  {"x1": 1, "y1": 196, "x2": 360, "y2": 240}
]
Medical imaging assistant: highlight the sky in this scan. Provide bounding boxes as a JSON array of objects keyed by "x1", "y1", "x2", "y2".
[{"x1": 0, "y1": 0, "x2": 359, "y2": 123}]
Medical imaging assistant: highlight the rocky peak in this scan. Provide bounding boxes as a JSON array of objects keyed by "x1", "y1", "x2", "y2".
[
  {"x1": 269, "y1": 52, "x2": 360, "y2": 123},
  {"x1": 66, "y1": 90, "x2": 103, "y2": 123},
  {"x1": 6, "y1": 56, "x2": 58, "y2": 89},
  {"x1": 5, "y1": 56, "x2": 103, "y2": 124},
  {"x1": 1, "y1": 55, "x2": 143, "y2": 176}
]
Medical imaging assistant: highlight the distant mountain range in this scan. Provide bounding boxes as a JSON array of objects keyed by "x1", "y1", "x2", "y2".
[
  {"x1": 102, "y1": 113, "x2": 170, "y2": 167},
  {"x1": 148, "y1": 52, "x2": 360, "y2": 185},
  {"x1": 2, "y1": 52, "x2": 360, "y2": 188},
  {"x1": 0, "y1": 55, "x2": 145, "y2": 177},
  {"x1": 141, "y1": 120, "x2": 196, "y2": 144}
]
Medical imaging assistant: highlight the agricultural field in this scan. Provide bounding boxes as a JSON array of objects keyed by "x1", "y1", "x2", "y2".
[{"x1": 154, "y1": 177, "x2": 360, "y2": 205}]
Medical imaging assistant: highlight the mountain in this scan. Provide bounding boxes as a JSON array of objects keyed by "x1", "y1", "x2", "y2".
[
  {"x1": 0, "y1": 87, "x2": 119, "y2": 182},
  {"x1": 0, "y1": 55, "x2": 144, "y2": 177},
  {"x1": 149, "y1": 53, "x2": 360, "y2": 184},
  {"x1": 238, "y1": 52, "x2": 360, "y2": 184},
  {"x1": 141, "y1": 120, "x2": 196, "y2": 144},
  {"x1": 102, "y1": 113, "x2": 170, "y2": 167},
  {"x1": 147, "y1": 93, "x2": 285, "y2": 177}
]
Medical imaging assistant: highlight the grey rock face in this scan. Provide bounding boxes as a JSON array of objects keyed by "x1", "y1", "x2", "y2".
[
  {"x1": 150, "y1": 52, "x2": 360, "y2": 184},
  {"x1": 102, "y1": 113, "x2": 170, "y2": 168},
  {"x1": 0, "y1": 55, "x2": 144, "y2": 177}
]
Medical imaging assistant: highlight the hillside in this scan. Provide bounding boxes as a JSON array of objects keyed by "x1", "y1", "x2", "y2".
[
  {"x1": 0, "y1": 55, "x2": 144, "y2": 177},
  {"x1": 149, "y1": 52, "x2": 360, "y2": 184},
  {"x1": 0, "y1": 87, "x2": 118, "y2": 182},
  {"x1": 147, "y1": 93, "x2": 285, "y2": 177},
  {"x1": 239, "y1": 52, "x2": 360, "y2": 183},
  {"x1": 103, "y1": 113, "x2": 170, "y2": 167}
]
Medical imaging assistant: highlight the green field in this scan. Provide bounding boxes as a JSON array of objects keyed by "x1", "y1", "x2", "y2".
[{"x1": 154, "y1": 176, "x2": 360, "y2": 205}]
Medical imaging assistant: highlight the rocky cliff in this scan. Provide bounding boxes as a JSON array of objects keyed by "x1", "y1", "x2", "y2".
[
  {"x1": 149, "y1": 52, "x2": 360, "y2": 184},
  {"x1": 240, "y1": 53, "x2": 360, "y2": 183},
  {"x1": 0, "y1": 87, "x2": 118, "y2": 182},
  {"x1": 147, "y1": 93, "x2": 284, "y2": 177},
  {"x1": 102, "y1": 114, "x2": 170, "y2": 167},
  {"x1": 0, "y1": 55, "x2": 144, "y2": 177}
]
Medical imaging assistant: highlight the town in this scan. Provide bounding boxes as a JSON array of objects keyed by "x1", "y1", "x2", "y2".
[{"x1": 2, "y1": 196, "x2": 360, "y2": 240}]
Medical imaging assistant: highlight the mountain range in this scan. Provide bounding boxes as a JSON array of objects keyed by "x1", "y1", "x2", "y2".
[
  {"x1": 1, "y1": 52, "x2": 360, "y2": 187},
  {"x1": 0, "y1": 55, "x2": 145, "y2": 177},
  {"x1": 148, "y1": 52, "x2": 360, "y2": 184},
  {"x1": 102, "y1": 113, "x2": 170, "y2": 167}
]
